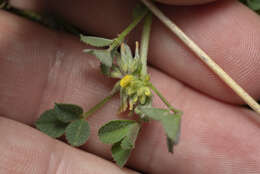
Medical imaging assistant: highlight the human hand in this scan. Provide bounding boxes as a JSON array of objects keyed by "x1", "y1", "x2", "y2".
[{"x1": 0, "y1": 0, "x2": 260, "y2": 173}]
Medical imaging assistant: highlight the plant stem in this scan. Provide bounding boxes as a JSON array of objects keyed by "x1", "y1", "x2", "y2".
[
  {"x1": 83, "y1": 94, "x2": 115, "y2": 119},
  {"x1": 141, "y1": 0, "x2": 260, "y2": 115},
  {"x1": 140, "y1": 12, "x2": 152, "y2": 76},
  {"x1": 0, "y1": 1, "x2": 6, "y2": 8},
  {"x1": 149, "y1": 83, "x2": 180, "y2": 114},
  {"x1": 109, "y1": 9, "x2": 148, "y2": 51}
]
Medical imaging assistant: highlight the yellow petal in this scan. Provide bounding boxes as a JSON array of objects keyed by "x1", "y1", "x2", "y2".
[{"x1": 120, "y1": 75, "x2": 134, "y2": 88}]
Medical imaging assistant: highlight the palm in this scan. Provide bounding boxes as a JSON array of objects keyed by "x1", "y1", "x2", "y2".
[{"x1": 0, "y1": 0, "x2": 259, "y2": 173}]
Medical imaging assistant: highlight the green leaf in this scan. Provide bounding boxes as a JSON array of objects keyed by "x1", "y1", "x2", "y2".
[
  {"x1": 247, "y1": 0, "x2": 260, "y2": 10},
  {"x1": 98, "y1": 120, "x2": 139, "y2": 145},
  {"x1": 136, "y1": 107, "x2": 181, "y2": 153},
  {"x1": 111, "y1": 142, "x2": 132, "y2": 167},
  {"x1": 100, "y1": 63, "x2": 111, "y2": 76},
  {"x1": 36, "y1": 109, "x2": 68, "y2": 138},
  {"x1": 136, "y1": 107, "x2": 170, "y2": 120},
  {"x1": 80, "y1": 35, "x2": 113, "y2": 47},
  {"x1": 54, "y1": 103, "x2": 83, "y2": 123},
  {"x1": 65, "y1": 119, "x2": 90, "y2": 147},
  {"x1": 161, "y1": 114, "x2": 181, "y2": 153},
  {"x1": 84, "y1": 49, "x2": 113, "y2": 67},
  {"x1": 120, "y1": 123, "x2": 140, "y2": 150}
]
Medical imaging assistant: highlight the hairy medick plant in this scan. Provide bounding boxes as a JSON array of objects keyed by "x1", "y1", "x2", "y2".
[{"x1": 36, "y1": 3, "x2": 182, "y2": 167}]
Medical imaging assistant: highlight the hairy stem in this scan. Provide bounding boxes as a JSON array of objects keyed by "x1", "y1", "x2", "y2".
[
  {"x1": 149, "y1": 83, "x2": 181, "y2": 114},
  {"x1": 83, "y1": 94, "x2": 116, "y2": 119},
  {"x1": 140, "y1": 13, "x2": 152, "y2": 76},
  {"x1": 109, "y1": 9, "x2": 148, "y2": 51}
]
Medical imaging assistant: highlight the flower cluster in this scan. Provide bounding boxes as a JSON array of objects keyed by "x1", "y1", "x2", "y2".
[{"x1": 109, "y1": 43, "x2": 153, "y2": 113}]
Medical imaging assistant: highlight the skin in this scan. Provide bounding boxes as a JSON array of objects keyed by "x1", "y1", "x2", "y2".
[
  {"x1": 0, "y1": 0, "x2": 260, "y2": 173},
  {"x1": 156, "y1": 0, "x2": 216, "y2": 5}
]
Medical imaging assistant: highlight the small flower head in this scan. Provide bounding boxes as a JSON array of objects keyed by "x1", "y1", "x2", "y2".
[{"x1": 120, "y1": 75, "x2": 134, "y2": 88}]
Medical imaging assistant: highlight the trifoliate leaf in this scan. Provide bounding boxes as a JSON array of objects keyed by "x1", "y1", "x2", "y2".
[
  {"x1": 136, "y1": 107, "x2": 181, "y2": 153},
  {"x1": 65, "y1": 119, "x2": 90, "y2": 147},
  {"x1": 133, "y1": 2, "x2": 148, "y2": 19},
  {"x1": 54, "y1": 103, "x2": 83, "y2": 123},
  {"x1": 84, "y1": 49, "x2": 113, "y2": 67},
  {"x1": 80, "y1": 35, "x2": 114, "y2": 47},
  {"x1": 247, "y1": 0, "x2": 260, "y2": 10},
  {"x1": 111, "y1": 142, "x2": 132, "y2": 167},
  {"x1": 98, "y1": 120, "x2": 139, "y2": 144},
  {"x1": 161, "y1": 114, "x2": 181, "y2": 153},
  {"x1": 36, "y1": 109, "x2": 68, "y2": 138}
]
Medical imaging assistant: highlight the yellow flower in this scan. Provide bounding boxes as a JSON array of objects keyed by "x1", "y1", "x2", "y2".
[
  {"x1": 120, "y1": 75, "x2": 134, "y2": 88},
  {"x1": 144, "y1": 87, "x2": 151, "y2": 96}
]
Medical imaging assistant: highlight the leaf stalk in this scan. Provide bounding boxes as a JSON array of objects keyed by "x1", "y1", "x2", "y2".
[
  {"x1": 149, "y1": 83, "x2": 181, "y2": 114},
  {"x1": 109, "y1": 9, "x2": 148, "y2": 51},
  {"x1": 83, "y1": 93, "x2": 116, "y2": 119}
]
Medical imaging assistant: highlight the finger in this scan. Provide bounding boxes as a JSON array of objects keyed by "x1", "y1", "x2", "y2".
[
  {"x1": 149, "y1": 1, "x2": 260, "y2": 103},
  {"x1": 1, "y1": 11, "x2": 260, "y2": 174},
  {"x1": 0, "y1": 117, "x2": 139, "y2": 174},
  {"x1": 9, "y1": 0, "x2": 217, "y2": 10},
  {"x1": 45, "y1": 0, "x2": 260, "y2": 104}
]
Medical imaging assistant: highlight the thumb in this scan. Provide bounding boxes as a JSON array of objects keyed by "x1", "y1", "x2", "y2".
[{"x1": 155, "y1": 0, "x2": 216, "y2": 5}]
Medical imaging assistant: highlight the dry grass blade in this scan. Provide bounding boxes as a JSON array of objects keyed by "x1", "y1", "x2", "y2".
[{"x1": 141, "y1": 0, "x2": 260, "y2": 115}]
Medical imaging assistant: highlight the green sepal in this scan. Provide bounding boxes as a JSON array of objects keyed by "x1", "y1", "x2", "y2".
[
  {"x1": 121, "y1": 44, "x2": 133, "y2": 72},
  {"x1": 111, "y1": 142, "x2": 132, "y2": 168},
  {"x1": 35, "y1": 109, "x2": 68, "y2": 138},
  {"x1": 80, "y1": 35, "x2": 114, "y2": 47},
  {"x1": 111, "y1": 65, "x2": 123, "y2": 79},
  {"x1": 130, "y1": 57, "x2": 142, "y2": 75},
  {"x1": 54, "y1": 103, "x2": 83, "y2": 123},
  {"x1": 65, "y1": 119, "x2": 90, "y2": 147},
  {"x1": 119, "y1": 88, "x2": 128, "y2": 113},
  {"x1": 84, "y1": 49, "x2": 113, "y2": 67}
]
